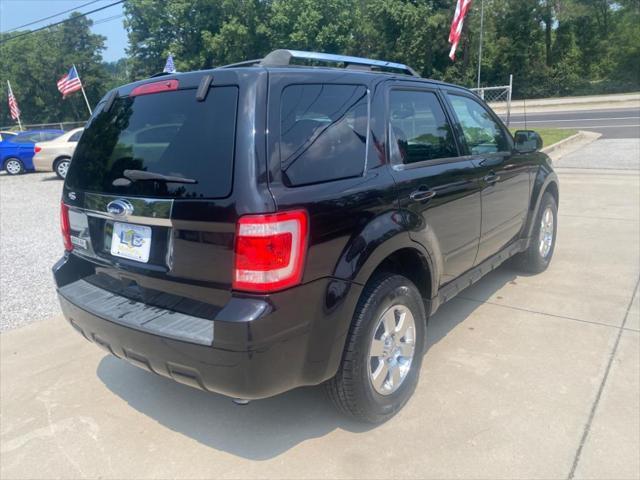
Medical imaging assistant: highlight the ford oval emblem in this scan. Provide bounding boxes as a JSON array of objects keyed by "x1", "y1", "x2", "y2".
[{"x1": 106, "y1": 199, "x2": 134, "y2": 217}]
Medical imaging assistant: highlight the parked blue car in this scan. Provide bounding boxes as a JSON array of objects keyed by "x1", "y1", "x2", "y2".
[{"x1": 1, "y1": 129, "x2": 64, "y2": 175}]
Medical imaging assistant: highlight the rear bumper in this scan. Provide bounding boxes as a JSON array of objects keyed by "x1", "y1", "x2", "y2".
[
  {"x1": 54, "y1": 254, "x2": 361, "y2": 400},
  {"x1": 32, "y1": 153, "x2": 53, "y2": 172}
]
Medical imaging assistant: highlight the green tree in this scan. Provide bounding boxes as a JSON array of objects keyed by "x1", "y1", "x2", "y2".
[{"x1": 1, "y1": 12, "x2": 107, "y2": 126}]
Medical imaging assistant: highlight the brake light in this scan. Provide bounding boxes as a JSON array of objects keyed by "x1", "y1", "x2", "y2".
[
  {"x1": 60, "y1": 201, "x2": 73, "y2": 252},
  {"x1": 233, "y1": 210, "x2": 308, "y2": 292},
  {"x1": 130, "y1": 79, "x2": 179, "y2": 97},
  {"x1": 34, "y1": 146, "x2": 41, "y2": 153}
]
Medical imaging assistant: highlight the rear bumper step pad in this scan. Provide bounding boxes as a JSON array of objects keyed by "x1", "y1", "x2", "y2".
[{"x1": 58, "y1": 279, "x2": 213, "y2": 346}]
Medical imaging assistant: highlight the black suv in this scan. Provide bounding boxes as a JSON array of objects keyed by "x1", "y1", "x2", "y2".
[{"x1": 54, "y1": 50, "x2": 559, "y2": 423}]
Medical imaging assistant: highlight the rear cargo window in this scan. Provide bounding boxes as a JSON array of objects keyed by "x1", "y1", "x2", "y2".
[
  {"x1": 279, "y1": 84, "x2": 368, "y2": 187},
  {"x1": 66, "y1": 86, "x2": 238, "y2": 199}
]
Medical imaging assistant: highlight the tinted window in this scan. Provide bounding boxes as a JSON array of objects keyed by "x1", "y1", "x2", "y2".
[
  {"x1": 68, "y1": 131, "x2": 83, "y2": 142},
  {"x1": 448, "y1": 94, "x2": 511, "y2": 154},
  {"x1": 280, "y1": 84, "x2": 367, "y2": 186},
  {"x1": 9, "y1": 133, "x2": 38, "y2": 143},
  {"x1": 389, "y1": 90, "x2": 458, "y2": 163},
  {"x1": 66, "y1": 87, "x2": 238, "y2": 199}
]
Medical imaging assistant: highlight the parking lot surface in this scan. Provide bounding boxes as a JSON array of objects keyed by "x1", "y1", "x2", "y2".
[
  {"x1": 0, "y1": 171, "x2": 63, "y2": 331},
  {"x1": 1, "y1": 140, "x2": 639, "y2": 479}
]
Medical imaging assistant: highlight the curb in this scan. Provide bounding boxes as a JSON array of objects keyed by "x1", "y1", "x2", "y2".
[{"x1": 542, "y1": 130, "x2": 602, "y2": 160}]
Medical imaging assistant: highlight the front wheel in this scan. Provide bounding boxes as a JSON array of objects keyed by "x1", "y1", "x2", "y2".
[
  {"x1": 515, "y1": 192, "x2": 558, "y2": 273},
  {"x1": 4, "y1": 158, "x2": 25, "y2": 175},
  {"x1": 326, "y1": 274, "x2": 426, "y2": 423},
  {"x1": 54, "y1": 158, "x2": 70, "y2": 179}
]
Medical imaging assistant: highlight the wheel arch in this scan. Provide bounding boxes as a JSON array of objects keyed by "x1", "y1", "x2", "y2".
[
  {"x1": 524, "y1": 166, "x2": 559, "y2": 239},
  {"x1": 349, "y1": 230, "x2": 437, "y2": 305}
]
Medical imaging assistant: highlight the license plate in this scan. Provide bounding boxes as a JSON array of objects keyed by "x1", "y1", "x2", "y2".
[{"x1": 110, "y1": 222, "x2": 152, "y2": 263}]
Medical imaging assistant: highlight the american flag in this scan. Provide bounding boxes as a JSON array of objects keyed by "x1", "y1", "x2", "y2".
[
  {"x1": 57, "y1": 65, "x2": 83, "y2": 98},
  {"x1": 7, "y1": 81, "x2": 20, "y2": 120},
  {"x1": 449, "y1": 0, "x2": 473, "y2": 61},
  {"x1": 163, "y1": 54, "x2": 176, "y2": 73}
]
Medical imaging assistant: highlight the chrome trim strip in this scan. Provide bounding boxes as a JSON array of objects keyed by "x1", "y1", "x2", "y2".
[{"x1": 84, "y1": 192, "x2": 173, "y2": 219}]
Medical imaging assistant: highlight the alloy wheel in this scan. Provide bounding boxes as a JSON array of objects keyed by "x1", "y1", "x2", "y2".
[
  {"x1": 5, "y1": 159, "x2": 22, "y2": 175},
  {"x1": 539, "y1": 206, "x2": 554, "y2": 258},
  {"x1": 368, "y1": 304, "x2": 416, "y2": 395}
]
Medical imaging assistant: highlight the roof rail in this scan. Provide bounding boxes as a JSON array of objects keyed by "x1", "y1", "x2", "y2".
[
  {"x1": 217, "y1": 49, "x2": 420, "y2": 77},
  {"x1": 218, "y1": 58, "x2": 262, "y2": 69},
  {"x1": 260, "y1": 49, "x2": 420, "y2": 77}
]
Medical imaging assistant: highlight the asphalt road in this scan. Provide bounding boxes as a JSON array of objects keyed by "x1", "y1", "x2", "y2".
[{"x1": 507, "y1": 107, "x2": 640, "y2": 139}]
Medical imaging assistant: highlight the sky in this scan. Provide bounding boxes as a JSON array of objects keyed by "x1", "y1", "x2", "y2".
[{"x1": 0, "y1": 0, "x2": 127, "y2": 62}]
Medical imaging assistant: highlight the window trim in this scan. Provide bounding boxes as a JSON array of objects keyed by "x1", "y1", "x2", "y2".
[
  {"x1": 444, "y1": 90, "x2": 514, "y2": 156},
  {"x1": 385, "y1": 85, "x2": 462, "y2": 170},
  {"x1": 277, "y1": 82, "x2": 370, "y2": 188}
]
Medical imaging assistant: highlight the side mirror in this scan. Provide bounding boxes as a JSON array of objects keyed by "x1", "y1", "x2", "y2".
[{"x1": 514, "y1": 130, "x2": 543, "y2": 153}]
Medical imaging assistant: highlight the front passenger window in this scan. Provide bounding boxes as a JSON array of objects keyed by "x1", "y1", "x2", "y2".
[
  {"x1": 389, "y1": 90, "x2": 458, "y2": 164},
  {"x1": 448, "y1": 94, "x2": 511, "y2": 154}
]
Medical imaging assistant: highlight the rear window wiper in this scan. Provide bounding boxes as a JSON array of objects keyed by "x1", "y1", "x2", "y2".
[{"x1": 122, "y1": 169, "x2": 197, "y2": 184}]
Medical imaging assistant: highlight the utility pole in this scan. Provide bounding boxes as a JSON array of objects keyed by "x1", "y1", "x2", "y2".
[{"x1": 477, "y1": 0, "x2": 485, "y2": 89}]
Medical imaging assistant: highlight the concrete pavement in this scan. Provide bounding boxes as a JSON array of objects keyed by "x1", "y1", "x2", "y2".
[{"x1": 1, "y1": 142, "x2": 638, "y2": 479}]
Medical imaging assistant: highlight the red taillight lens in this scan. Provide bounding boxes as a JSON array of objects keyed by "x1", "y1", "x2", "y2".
[
  {"x1": 60, "y1": 201, "x2": 73, "y2": 252},
  {"x1": 34, "y1": 146, "x2": 41, "y2": 153},
  {"x1": 130, "y1": 79, "x2": 179, "y2": 97},
  {"x1": 233, "y1": 210, "x2": 308, "y2": 292}
]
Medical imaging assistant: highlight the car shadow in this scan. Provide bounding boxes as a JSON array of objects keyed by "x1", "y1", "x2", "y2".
[
  {"x1": 97, "y1": 262, "x2": 520, "y2": 460},
  {"x1": 40, "y1": 174, "x2": 61, "y2": 182}
]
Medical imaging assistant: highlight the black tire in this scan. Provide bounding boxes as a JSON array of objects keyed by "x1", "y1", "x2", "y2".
[
  {"x1": 54, "y1": 158, "x2": 71, "y2": 180},
  {"x1": 326, "y1": 273, "x2": 426, "y2": 423},
  {"x1": 515, "y1": 192, "x2": 558, "y2": 273},
  {"x1": 4, "y1": 158, "x2": 25, "y2": 175}
]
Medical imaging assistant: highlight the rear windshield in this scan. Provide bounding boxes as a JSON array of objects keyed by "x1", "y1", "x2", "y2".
[{"x1": 66, "y1": 86, "x2": 238, "y2": 199}]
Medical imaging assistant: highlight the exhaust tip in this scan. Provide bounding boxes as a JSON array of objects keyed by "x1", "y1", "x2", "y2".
[{"x1": 232, "y1": 398, "x2": 250, "y2": 405}]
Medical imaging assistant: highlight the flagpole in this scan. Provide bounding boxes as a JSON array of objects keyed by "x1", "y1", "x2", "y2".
[
  {"x1": 7, "y1": 80, "x2": 23, "y2": 131},
  {"x1": 476, "y1": 0, "x2": 484, "y2": 89},
  {"x1": 74, "y1": 64, "x2": 93, "y2": 116}
]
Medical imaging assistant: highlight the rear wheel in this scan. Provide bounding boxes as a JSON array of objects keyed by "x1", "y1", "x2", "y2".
[
  {"x1": 4, "y1": 158, "x2": 24, "y2": 175},
  {"x1": 54, "y1": 158, "x2": 71, "y2": 179},
  {"x1": 326, "y1": 274, "x2": 426, "y2": 423},
  {"x1": 515, "y1": 192, "x2": 558, "y2": 273}
]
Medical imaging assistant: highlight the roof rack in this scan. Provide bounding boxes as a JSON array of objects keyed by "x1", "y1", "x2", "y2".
[{"x1": 219, "y1": 49, "x2": 420, "y2": 77}]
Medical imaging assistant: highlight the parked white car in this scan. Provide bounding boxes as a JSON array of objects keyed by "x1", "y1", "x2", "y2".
[{"x1": 32, "y1": 128, "x2": 84, "y2": 179}]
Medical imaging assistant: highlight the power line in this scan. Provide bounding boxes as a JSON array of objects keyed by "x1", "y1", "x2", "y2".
[
  {"x1": 92, "y1": 13, "x2": 124, "y2": 26},
  {"x1": 3, "y1": 0, "x2": 104, "y2": 34},
  {"x1": 0, "y1": 0, "x2": 126, "y2": 45}
]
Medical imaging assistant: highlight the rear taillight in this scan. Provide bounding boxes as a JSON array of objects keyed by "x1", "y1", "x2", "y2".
[
  {"x1": 34, "y1": 146, "x2": 41, "y2": 153},
  {"x1": 60, "y1": 201, "x2": 73, "y2": 252},
  {"x1": 233, "y1": 210, "x2": 308, "y2": 293},
  {"x1": 130, "y1": 79, "x2": 179, "y2": 97}
]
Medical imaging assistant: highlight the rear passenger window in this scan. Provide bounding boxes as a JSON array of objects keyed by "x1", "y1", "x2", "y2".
[
  {"x1": 389, "y1": 90, "x2": 458, "y2": 164},
  {"x1": 280, "y1": 84, "x2": 368, "y2": 186}
]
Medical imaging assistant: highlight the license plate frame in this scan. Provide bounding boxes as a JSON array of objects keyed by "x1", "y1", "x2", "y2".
[{"x1": 110, "y1": 222, "x2": 152, "y2": 263}]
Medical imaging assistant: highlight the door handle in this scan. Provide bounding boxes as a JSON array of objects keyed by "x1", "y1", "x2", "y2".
[
  {"x1": 409, "y1": 189, "x2": 436, "y2": 202},
  {"x1": 483, "y1": 173, "x2": 500, "y2": 184}
]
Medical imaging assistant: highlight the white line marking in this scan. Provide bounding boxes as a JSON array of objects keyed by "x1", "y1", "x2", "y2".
[
  {"x1": 510, "y1": 116, "x2": 640, "y2": 123},
  {"x1": 508, "y1": 108, "x2": 639, "y2": 117}
]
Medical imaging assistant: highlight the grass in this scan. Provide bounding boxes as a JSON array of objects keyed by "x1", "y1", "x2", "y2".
[{"x1": 510, "y1": 128, "x2": 578, "y2": 148}]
